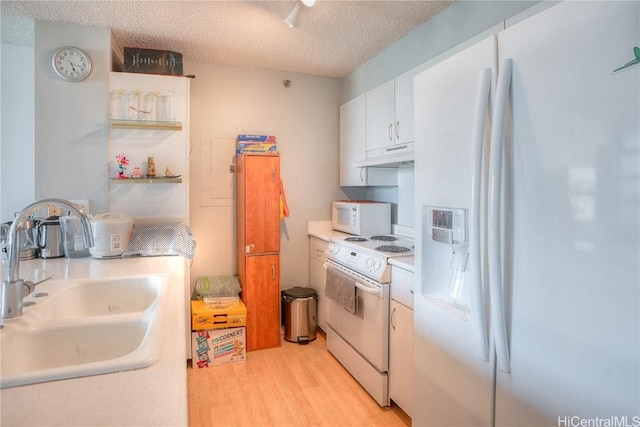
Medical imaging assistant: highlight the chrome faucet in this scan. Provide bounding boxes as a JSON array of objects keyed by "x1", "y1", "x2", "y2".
[{"x1": 1, "y1": 198, "x2": 94, "y2": 319}]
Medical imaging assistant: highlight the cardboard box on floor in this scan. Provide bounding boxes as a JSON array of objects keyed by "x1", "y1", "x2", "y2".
[
  {"x1": 192, "y1": 327, "x2": 246, "y2": 368},
  {"x1": 191, "y1": 299, "x2": 247, "y2": 330}
]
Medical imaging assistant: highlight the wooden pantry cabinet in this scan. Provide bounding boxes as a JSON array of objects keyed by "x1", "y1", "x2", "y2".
[
  {"x1": 240, "y1": 254, "x2": 281, "y2": 351},
  {"x1": 236, "y1": 154, "x2": 280, "y2": 255},
  {"x1": 236, "y1": 153, "x2": 281, "y2": 351}
]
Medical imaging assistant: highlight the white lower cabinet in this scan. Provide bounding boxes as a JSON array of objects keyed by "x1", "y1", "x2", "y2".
[
  {"x1": 389, "y1": 266, "x2": 414, "y2": 417},
  {"x1": 309, "y1": 236, "x2": 328, "y2": 331}
]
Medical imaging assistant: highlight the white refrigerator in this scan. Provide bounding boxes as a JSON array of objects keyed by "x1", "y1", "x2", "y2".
[{"x1": 413, "y1": 2, "x2": 639, "y2": 426}]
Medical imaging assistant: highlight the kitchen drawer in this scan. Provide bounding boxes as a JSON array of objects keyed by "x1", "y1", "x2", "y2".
[
  {"x1": 391, "y1": 266, "x2": 414, "y2": 309},
  {"x1": 309, "y1": 236, "x2": 328, "y2": 263}
]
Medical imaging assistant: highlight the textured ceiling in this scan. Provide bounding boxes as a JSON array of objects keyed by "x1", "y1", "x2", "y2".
[{"x1": 1, "y1": 0, "x2": 453, "y2": 78}]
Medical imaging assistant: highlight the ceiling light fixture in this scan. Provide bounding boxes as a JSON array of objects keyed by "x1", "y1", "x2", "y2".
[{"x1": 284, "y1": 0, "x2": 316, "y2": 28}]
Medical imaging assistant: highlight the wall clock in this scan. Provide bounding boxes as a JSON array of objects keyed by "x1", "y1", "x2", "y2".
[{"x1": 52, "y1": 46, "x2": 92, "y2": 82}]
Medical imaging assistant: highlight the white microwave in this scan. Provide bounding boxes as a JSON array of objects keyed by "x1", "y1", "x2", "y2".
[{"x1": 331, "y1": 201, "x2": 391, "y2": 236}]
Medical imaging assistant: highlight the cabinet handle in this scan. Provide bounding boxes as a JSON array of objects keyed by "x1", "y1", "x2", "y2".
[
  {"x1": 391, "y1": 306, "x2": 396, "y2": 330},
  {"x1": 272, "y1": 167, "x2": 275, "y2": 182},
  {"x1": 316, "y1": 248, "x2": 324, "y2": 256},
  {"x1": 272, "y1": 265, "x2": 276, "y2": 279},
  {"x1": 359, "y1": 168, "x2": 364, "y2": 183},
  {"x1": 388, "y1": 123, "x2": 393, "y2": 141},
  {"x1": 395, "y1": 121, "x2": 400, "y2": 140}
]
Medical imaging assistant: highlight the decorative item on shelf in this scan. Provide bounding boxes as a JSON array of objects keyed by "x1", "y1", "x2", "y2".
[
  {"x1": 164, "y1": 166, "x2": 173, "y2": 177},
  {"x1": 146, "y1": 157, "x2": 156, "y2": 178},
  {"x1": 116, "y1": 154, "x2": 129, "y2": 179},
  {"x1": 131, "y1": 167, "x2": 143, "y2": 178},
  {"x1": 123, "y1": 47, "x2": 183, "y2": 76}
]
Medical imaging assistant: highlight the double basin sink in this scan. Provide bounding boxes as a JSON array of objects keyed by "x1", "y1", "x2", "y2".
[{"x1": 0, "y1": 275, "x2": 168, "y2": 388}]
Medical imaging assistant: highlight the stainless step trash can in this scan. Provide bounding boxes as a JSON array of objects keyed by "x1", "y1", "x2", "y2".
[{"x1": 282, "y1": 287, "x2": 318, "y2": 344}]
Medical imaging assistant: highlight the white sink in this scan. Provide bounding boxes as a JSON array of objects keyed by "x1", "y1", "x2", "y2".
[
  {"x1": 0, "y1": 275, "x2": 167, "y2": 389},
  {"x1": 36, "y1": 276, "x2": 163, "y2": 320}
]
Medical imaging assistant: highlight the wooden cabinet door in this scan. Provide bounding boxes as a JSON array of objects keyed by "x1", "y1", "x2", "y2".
[
  {"x1": 243, "y1": 254, "x2": 280, "y2": 351},
  {"x1": 237, "y1": 154, "x2": 280, "y2": 255}
]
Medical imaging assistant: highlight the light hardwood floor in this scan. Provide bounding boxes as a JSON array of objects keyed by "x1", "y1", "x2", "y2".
[{"x1": 187, "y1": 330, "x2": 411, "y2": 427}]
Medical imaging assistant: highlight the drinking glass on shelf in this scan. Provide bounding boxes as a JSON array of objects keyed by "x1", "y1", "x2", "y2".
[
  {"x1": 157, "y1": 91, "x2": 175, "y2": 122},
  {"x1": 143, "y1": 91, "x2": 159, "y2": 122},
  {"x1": 126, "y1": 90, "x2": 144, "y2": 120},
  {"x1": 109, "y1": 89, "x2": 127, "y2": 120}
]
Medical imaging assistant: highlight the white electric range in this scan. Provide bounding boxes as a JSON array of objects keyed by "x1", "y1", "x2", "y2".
[
  {"x1": 324, "y1": 233, "x2": 413, "y2": 407},
  {"x1": 327, "y1": 234, "x2": 414, "y2": 283}
]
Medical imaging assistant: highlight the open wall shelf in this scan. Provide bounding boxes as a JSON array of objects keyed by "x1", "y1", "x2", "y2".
[{"x1": 110, "y1": 120, "x2": 182, "y2": 131}]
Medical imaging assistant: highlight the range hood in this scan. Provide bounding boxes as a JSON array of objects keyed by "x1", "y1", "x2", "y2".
[{"x1": 355, "y1": 143, "x2": 415, "y2": 168}]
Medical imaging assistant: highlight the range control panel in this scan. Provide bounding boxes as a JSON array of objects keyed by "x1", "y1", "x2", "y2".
[{"x1": 327, "y1": 243, "x2": 390, "y2": 283}]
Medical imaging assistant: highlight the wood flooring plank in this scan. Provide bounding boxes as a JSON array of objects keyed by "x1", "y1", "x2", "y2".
[{"x1": 187, "y1": 331, "x2": 411, "y2": 427}]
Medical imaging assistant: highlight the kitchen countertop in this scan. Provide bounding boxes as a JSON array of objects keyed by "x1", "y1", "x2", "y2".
[
  {"x1": 0, "y1": 256, "x2": 188, "y2": 427},
  {"x1": 390, "y1": 256, "x2": 415, "y2": 273},
  {"x1": 307, "y1": 220, "x2": 350, "y2": 242}
]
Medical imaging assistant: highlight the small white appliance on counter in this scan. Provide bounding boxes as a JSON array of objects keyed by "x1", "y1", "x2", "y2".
[
  {"x1": 89, "y1": 213, "x2": 135, "y2": 258},
  {"x1": 331, "y1": 200, "x2": 391, "y2": 236}
]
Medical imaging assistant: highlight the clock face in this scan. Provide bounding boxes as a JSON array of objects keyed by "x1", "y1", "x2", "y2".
[{"x1": 52, "y1": 47, "x2": 91, "y2": 82}]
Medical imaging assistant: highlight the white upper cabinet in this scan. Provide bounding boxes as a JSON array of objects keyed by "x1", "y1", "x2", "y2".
[
  {"x1": 364, "y1": 70, "x2": 416, "y2": 163},
  {"x1": 394, "y1": 70, "x2": 415, "y2": 146},
  {"x1": 339, "y1": 95, "x2": 366, "y2": 186},
  {"x1": 365, "y1": 80, "x2": 395, "y2": 153},
  {"x1": 339, "y1": 94, "x2": 397, "y2": 186}
]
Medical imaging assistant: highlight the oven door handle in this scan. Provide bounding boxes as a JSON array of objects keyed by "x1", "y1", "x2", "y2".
[
  {"x1": 324, "y1": 262, "x2": 384, "y2": 298},
  {"x1": 355, "y1": 281, "x2": 382, "y2": 298}
]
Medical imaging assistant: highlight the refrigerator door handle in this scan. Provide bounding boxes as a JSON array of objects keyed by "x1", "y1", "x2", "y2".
[
  {"x1": 470, "y1": 67, "x2": 492, "y2": 363},
  {"x1": 488, "y1": 58, "x2": 513, "y2": 373}
]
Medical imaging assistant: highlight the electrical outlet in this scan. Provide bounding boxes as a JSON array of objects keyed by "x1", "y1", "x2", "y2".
[
  {"x1": 48, "y1": 205, "x2": 62, "y2": 217},
  {"x1": 69, "y1": 199, "x2": 90, "y2": 214}
]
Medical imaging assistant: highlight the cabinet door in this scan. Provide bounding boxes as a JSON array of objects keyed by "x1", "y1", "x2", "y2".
[
  {"x1": 237, "y1": 154, "x2": 280, "y2": 254},
  {"x1": 339, "y1": 95, "x2": 367, "y2": 186},
  {"x1": 365, "y1": 80, "x2": 395, "y2": 152},
  {"x1": 309, "y1": 237, "x2": 328, "y2": 331},
  {"x1": 389, "y1": 300, "x2": 413, "y2": 417},
  {"x1": 394, "y1": 71, "x2": 415, "y2": 145},
  {"x1": 243, "y1": 254, "x2": 281, "y2": 351}
]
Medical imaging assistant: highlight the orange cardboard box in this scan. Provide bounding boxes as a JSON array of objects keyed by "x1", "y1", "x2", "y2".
[{"x1": 191, "y1": 299, "x2": 247, "y2": 330}]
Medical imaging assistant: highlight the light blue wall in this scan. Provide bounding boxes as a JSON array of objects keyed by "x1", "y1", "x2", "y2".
[
  {"x1": 1, "y1": 44, "x2": 35, "y2": 222},
  {"x1": 341, "y1": 1, "x2": 539, "y2": 102},
  {"x1": 1, "y1": 21, "x2": 111, "y2": 219},
  {"x1": 34, "y1": 21, "x2": 111, "y2": 214}
]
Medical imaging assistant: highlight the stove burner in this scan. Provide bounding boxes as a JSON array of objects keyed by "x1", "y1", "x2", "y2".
[
  {"x1": 370, "y1": 235, "x2": 397, "y2": 241},
  {"x1": 376, "y1": 245, "x2": 412, "y2": 253},
  {"x1": 345, "y1": 237, "x2": 368, "y2": 242}
]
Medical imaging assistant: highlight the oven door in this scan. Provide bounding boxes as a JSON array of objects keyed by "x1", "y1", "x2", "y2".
[{"x1": 325, "y1": 260, "x2": 390, "y2": 372}]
